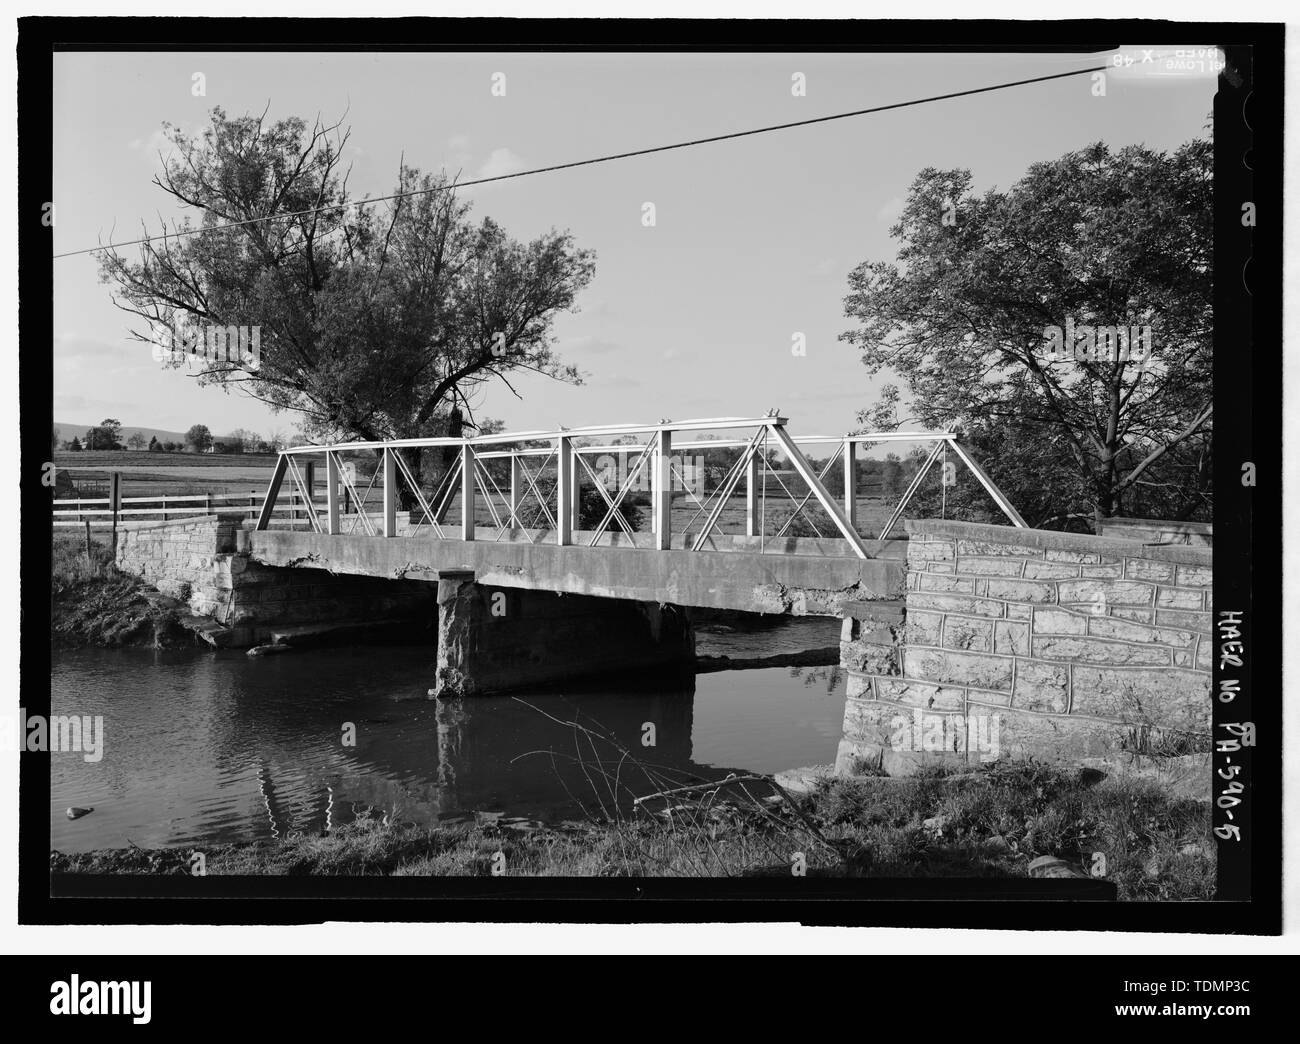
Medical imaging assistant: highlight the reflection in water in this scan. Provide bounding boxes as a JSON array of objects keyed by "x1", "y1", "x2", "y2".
[
  {"x1": 789, "y1": 665, "x2": 844, "y2": 692},
  {"x1": 51, "y1": 617, "x2": 846, "y2": 853}
]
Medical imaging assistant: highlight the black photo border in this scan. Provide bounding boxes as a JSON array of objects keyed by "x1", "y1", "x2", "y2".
[{"x1": 18, "y1": 15, "x2": 1283, "y2": 933}]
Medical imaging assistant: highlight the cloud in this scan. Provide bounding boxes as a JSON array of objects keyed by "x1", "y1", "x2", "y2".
[
  {"x1": 54, "y1": 334, "x2": 139, "y2": 374},
  {"x1": 127, "y1": 126, "x2": 179, "y2": 172},
  {"x1": 439, "y1": 138, "x2": 523, "y2": 183},
  {"x1": 475, "y1": 147, "x2": 524, "y2": 181}
]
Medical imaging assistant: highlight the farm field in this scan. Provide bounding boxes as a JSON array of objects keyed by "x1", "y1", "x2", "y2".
[{"x1": 55, "y1": 451, "x2": 280, "y2": 498}]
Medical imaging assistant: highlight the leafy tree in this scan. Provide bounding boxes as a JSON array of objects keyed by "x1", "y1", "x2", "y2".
[
  {"x1": 52, "y1": 425, "x2": 60, "y2": 452},
  {"x1": 148, "y1": 435, "x2": 161, "y2": 452},
  {"x1": 100, "y1": 108, "x2": 596, "y2": 503},
  {"x1": 127, "y1": 432, "x2": 148, "y2": 451},
  {"x1": 228, "y1": 428, "x2": 261, "y2": 453},
  {"x1": 185, "y1": 424, "x2": 213, "y2": 453},
  {"x1": 881, "y1": 453, "x2": 904, "y2": 497},
  {"x1": 578, "y1": 485, "x2": 643, "y2": 533},
  {"x1": 841, "y1": 133, "x2": 1212, "y2": 529},
  {"x1": 66, "y1": 436, "x2": 83, "y2": 452},
  {"x1": 83, "y1": 418, "x2": 124, "y2": 451}
]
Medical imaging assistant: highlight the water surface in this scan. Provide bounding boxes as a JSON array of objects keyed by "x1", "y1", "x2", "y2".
[{"x1": 51, "y1": 617, "x2": 844, "y2": 852}]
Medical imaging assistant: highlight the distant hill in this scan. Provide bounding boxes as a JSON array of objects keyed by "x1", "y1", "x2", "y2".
[{"x1": 54, "y1": 422, "x2": 241, "y2": 447}]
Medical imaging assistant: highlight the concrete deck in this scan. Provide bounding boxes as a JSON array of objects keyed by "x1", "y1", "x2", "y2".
[{"x1": 243, "y1": 528, "x2": 908, "y2": 616}]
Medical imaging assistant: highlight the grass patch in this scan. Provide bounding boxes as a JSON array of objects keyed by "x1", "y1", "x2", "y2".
[
  {"x1": 52, "y1": 530, "x2": 114, "y2": 589},
  {"x1": 51, "y1": 531, "x2": 192, "y2": 648},
  {"x1": 51, "y1": 761, "x2": 1214, "y2": 898},
  {"x1": 808, "y1": 760, "x2": 1214, "y2": 899}
]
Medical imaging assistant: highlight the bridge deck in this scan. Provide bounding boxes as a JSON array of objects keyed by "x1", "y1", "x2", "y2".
[{"x1": 245, "y1": 527, "x2": 908, "y2": 616}]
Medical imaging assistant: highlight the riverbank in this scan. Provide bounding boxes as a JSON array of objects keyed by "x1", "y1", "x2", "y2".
[
  {"x1": 50, "y1": 762, "x2": 1213, "y2": 900},
  {"x1": 51, "y1": 532, "x2": 193, "y2": 649}
]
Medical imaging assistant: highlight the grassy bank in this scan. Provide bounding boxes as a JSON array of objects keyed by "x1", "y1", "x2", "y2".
[
  {"x1": 51, "y1": 531, "x2": 192, "y2": 649},
  {"x1": 50, "y1": 762, "x2": 1213, "y2": 899}
]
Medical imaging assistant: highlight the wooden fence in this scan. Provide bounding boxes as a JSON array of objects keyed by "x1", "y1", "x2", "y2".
[{"x1": 53, "y1": 491, "x2": 309, "y2": 529}]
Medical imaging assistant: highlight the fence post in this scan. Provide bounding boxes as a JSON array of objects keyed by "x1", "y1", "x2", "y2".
[
  {"x1": 653, "y1": 429, "x2": 672, "y2": 550},
  {"x1": 109, "y1": 472, "x2": 121, "y2": 559},
  {"x1": 556, "y1": 436, "x2": 573, "y2": 545},
  {"x1": 383, "y1": 447, "x2": 398, "y2": 537},
  {"x1": 746, "y1": 449, "x2": 761, "y2": 537}
]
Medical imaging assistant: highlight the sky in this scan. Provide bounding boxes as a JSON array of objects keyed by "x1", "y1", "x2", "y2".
[{"x1": 51, "y1": 48, "x2": 1216, "y2": 442}]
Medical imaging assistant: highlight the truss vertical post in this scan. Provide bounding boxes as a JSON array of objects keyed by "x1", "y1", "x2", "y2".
[
  {"x1": 509, "y1": 454, "x2": 523, "y2": 528},
  {"x1": 460, "y1": 443, "x2": 476, "y2": 541},
  {"x1": 325, "y1": 452, "x2": 340, "y2": 535},
  {"x1": 653, "y1": 430, "x2": 672, "y2": 550},
  {"x1": 569, "y1": 445, "x2": 582, "y2": 534},
  {"x1": 382, "y1": 448, "x2": 397, "y2": 537},
  {"x1": 746, "y1": 449, "x2": 761, "y2": 537},
  {"x1": 556, "y1": 436, "x2": 574, "y2": 545},
  {"x1": 648, "y1": 446, "x2": 658, "y2": 536},
  {"x1": 843, "y1": 438, "x2": 857, "y2": 530}
]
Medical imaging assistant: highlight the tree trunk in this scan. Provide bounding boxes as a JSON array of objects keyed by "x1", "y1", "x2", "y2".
[
  {"x1": 396, "y1": 445, "x2": 423, "y2": 513},
  {"x1": 1093, "y1": 484, "x2": 1117, "y2": 534}
]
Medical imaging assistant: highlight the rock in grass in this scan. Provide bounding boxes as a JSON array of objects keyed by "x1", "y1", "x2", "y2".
[
  {"x1": 66, "y1": 807, "x2": 94, "y2": 820},
  {"x1": 1027, "y1": 855, "x2": 1088, "y2": 879}
]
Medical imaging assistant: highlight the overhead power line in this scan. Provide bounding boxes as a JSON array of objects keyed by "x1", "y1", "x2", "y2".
[{"x1": 53, "y1": 64, "x2": 1105, "y2": 260}]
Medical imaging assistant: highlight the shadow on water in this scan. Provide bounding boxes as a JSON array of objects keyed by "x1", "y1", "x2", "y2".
[{"x1": 51, "y1": 615, "x2": 847, "y2": 852}]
